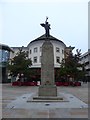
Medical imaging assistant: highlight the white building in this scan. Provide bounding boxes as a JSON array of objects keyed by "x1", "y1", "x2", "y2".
[
  {"x1": 79, "y1": 51, "x2": 90, "y2": 81},
  {"x1": 10, "y1": 34, "x2": 66, "y2": 69}
]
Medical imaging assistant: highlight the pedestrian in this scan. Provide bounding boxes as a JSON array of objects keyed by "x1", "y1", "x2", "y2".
[
  {"x1": 16, "y1": 73, "x2": 20, "y2": 81},
  {"x1": 8, "y1": 73, "x2": 12, "y2": 83},
  {"x1": 21, "y1": 73, "x2": 24, "y2": 82}
]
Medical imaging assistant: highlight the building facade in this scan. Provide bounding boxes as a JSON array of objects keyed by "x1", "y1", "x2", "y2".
[
  {"x1": 9, "y1": 34, "x2": 67, "y2": 81},
  {"x1": 79, "y1": 51, "x2": 90, "y2": 81},
  {"x1": 0, "y1": 43, "x2": 13, "y2": 83},
  {"x1": 10, "y1": 34, "x2": 66, "y2": 69}
]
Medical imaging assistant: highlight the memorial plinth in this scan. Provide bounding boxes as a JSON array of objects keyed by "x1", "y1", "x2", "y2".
[{"x1": 38, "y1": 39, "x2": 57, "y2": 96}]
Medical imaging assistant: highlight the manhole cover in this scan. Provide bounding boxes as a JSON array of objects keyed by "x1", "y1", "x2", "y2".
[
  {"x1": 22, "y1": 97, "x2": 26, "y2": 99},
  {"x1": 70, "y1": 96, "x2": 73, "y2": 98},
  {"x1": 45, "y1": 103, "x2": 50, "y2": 106},
  {"x1": 11, "y1": 106, "x2": 14, "y2": 109}
]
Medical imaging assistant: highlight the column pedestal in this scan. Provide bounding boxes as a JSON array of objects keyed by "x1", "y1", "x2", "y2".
[{"x1": 39, "y1": 85, "x2": 57, "y2": 96}]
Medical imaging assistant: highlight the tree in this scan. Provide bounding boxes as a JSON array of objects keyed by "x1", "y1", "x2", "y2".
[
  {"x1": 59, "y1": 49, "x2": 85, "y2": 81},
  {"x1": 8, "y1": 47, "x2": 32, "y2": 79}
]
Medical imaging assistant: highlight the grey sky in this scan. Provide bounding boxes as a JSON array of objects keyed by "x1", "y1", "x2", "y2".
[{"x1": 0, "y1": 0, "x2": 88, "y2": 54}]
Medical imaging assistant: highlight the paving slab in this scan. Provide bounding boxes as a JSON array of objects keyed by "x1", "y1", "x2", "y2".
[
  {"x1": 2, "y1": 83, "x2": 88, "y2": 118},
  {"x1": 6, "y1": 92, "x2": 88, "y2": 109}
]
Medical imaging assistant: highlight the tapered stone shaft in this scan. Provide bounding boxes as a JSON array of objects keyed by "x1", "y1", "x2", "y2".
[
  {"x1": 41, "y1": 39, "x2": 54, "y2": 85},
  {"x1": 39, "y1": 39, "x2": 57, "y2": 96}
]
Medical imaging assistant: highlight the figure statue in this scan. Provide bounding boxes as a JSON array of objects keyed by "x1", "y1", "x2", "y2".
[{"x1": 40, "y1": 17, "x2": 51, "y2": 37}]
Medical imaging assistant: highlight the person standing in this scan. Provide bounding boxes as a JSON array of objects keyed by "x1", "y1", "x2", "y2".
[
  {"x1": 16, "y1": 73, "x2": 20, "y2": 81},
  {"x1": 20, "y1": 73, "x2": 24, "y2": 82}
]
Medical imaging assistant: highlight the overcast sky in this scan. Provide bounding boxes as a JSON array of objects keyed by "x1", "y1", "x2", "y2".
[{"x1": 0, "y1": 0, "x2": 89, "y2": 54}]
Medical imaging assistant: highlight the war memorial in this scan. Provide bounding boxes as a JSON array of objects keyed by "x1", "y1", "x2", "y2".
[
  {"x1": 31, "y1": 17, "x2": 68, "y2": 102},
  {"x1": 1, "y1": 18, "x2": 88, "y2": 119},
  {"x1": 36, "y1": 17, "x2": 57, "y2": 97}
]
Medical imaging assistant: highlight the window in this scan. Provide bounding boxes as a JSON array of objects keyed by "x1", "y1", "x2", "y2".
[
  {"x1": 29, "y1": 58, "x2": 31, "y2": 60},
  {"x1": 56, "y1": 47, "x2": 60, "y2": 52},
  {"x1": 33, "y1": 57, "x2": 37, "y2": 63},
  {"x1": 34, "y1": 47, "x2": 37, "y2": 53},
  {"x1": 62, "y1": 49, "x2": 64, "y2": 54},
  {"x1": 56, "y1": 56, "x2": 60, "y2": 63},
  {"x1": 30, "y1": 49, "x2": 31, "y2": 54}
]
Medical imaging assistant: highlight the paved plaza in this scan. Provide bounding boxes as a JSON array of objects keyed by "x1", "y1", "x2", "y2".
[{"x1": 1, "y1": 83, "x2": 88, "y2": 118}]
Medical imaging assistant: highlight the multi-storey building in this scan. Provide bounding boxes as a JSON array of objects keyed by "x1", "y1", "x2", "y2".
[
  {"x1": 79, "y1": 51, "x2": 90, "y2": 81},
  {"x1": 0, "y1": 43, "x2": 13, "y2": 83},
  {"x1": 10, "y1": 34, "x2": 68, "y2": 81},
  {"x1": 10, "y1": 34, "x2": 66, "y2": 69}
]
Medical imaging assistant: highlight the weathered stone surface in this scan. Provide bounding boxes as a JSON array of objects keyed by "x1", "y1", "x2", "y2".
[
  {"x1": 39, "y1": 85, "x2": 57, "y2": 96},
  {"x1": 41, "y1": 39, "x2": 54, "y2": 85},
  {"x1": 30, "y1": 93, "x2": 69, "y2": 102},
  {"x1": 38, "y1": 39, "x2": 57, "y2": 96}
]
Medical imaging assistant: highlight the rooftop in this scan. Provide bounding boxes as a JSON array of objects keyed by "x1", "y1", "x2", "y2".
[{"x1": 27, "y1": 34, "x2": 66, "y2": 47}]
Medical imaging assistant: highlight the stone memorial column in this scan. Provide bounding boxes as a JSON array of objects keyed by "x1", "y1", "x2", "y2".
[{"x1": 38, "y1": 39, "x2": 57, "y2": 96}]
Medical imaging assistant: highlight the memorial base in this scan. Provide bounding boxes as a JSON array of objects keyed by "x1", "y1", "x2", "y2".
[{"x1": 38, "y1": 85, "x2": 57, "y2": 96}]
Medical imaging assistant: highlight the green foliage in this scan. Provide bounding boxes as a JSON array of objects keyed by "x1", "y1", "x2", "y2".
[
  {"x1": 8, "y1": 48, "x2": 32, "y2": 77},
  {"x1": 60, "y1": 49, "x2": 85, "y2": 81}
]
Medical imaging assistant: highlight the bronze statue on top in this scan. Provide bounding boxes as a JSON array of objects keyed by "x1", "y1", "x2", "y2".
[{"x1": 40, "y1": 17, "x2": 51, "y2": 37}]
